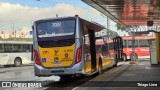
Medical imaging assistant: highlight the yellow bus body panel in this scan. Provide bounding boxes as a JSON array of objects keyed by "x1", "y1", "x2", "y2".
[
  {"x1": 102, "y1": 57, "x2": 112, "y2": 66},
  {"x1": 85, "y1": 60, "x2": 91, "y2": 73},
  {"x1": 38, "y1": 44, "x2": 75, "y2": 68},
  {"x1": 84, "y1": 57, "x2": 112, "y2": 73}
]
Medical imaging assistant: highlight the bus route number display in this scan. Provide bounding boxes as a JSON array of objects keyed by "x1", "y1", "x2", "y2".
[{"x1": 52, "y1": 22, "x2": 61, "y2": 27}]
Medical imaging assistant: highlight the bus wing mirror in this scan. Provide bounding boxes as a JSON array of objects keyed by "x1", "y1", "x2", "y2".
[{"x1": 32, "y1": 25, "x2": 34, "y2": 31}]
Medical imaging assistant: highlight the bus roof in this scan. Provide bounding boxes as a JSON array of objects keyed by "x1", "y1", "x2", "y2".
[
  {"x1": 96, "y1": 35, "x2": 156, "y2": 45},
  {"x1": 0, "y1": 41, "x2": 32, "y2": 44},
  {"x1": 34, "y1": 16, "x2": 75, "y2": 23},
  {"x1": 122, "y1": 36, "x2": 155, "y2": 40},
  {"x1": 34, "y1": 15, "x2": 105, "y2": 32}
]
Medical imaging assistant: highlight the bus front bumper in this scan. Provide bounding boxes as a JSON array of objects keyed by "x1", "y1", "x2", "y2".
[{"x1": 34, "y1": 62, "x2": 83, "y2": 77}]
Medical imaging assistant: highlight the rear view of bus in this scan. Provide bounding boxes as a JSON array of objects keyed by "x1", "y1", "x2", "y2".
[{"x1": 33, "y1": 16, "x2": 82, "y2": 77}]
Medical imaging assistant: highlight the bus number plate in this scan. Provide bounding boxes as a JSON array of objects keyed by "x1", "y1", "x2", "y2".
[{"x1": 53, "y1": 62, "x2": 61, "y2": 66}]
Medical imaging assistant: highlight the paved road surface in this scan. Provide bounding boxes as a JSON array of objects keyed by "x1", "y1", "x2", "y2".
[{"x1": 0, "y1": 60, "x2": 160, "y2": 90}]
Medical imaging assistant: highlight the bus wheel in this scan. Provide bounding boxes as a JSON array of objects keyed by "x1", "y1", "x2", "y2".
[
  {"x1": 98, "y1": 60, "x2": 103, "y2": 75},
  {"x1": 113, "y1": 59, "x2": 118, "y2": 67},
  {"x1": 14, "y1": 58, "x2": 22, "y2": 67},
  {"x1": 122, "y1": 53, "x2": 127, "y2": 61},
  {"x1": 130, "y1": 53, "x2": 138, "y2": 60},
  {"x1": 113, "y1": 63, "x2": 117, "y2": 67}
]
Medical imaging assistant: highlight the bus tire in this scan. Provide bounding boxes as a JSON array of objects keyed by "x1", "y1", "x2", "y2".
[
  {"x1": 98, "y1": 59, "x2": 103, "y2": 75},
  {"x1": 130, "y1": 53, "x2": 138, "y2": 60},
  {"x1": 122, "y1": 53, "x2": 127, "y2": 61},
  {"x1": 113, "y1": 59, "x2": 118, "y2": 67},
  {"x1": 14, "y1": 58, "x2": 22, "y2": 67},
  {"x1": 113, "y1": 63, "x2": 117, "y2": 67}
]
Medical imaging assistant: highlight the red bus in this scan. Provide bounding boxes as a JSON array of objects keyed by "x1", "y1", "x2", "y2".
[
  {"x1": 96, "y1": 35, "x2": 155, "y2": 61},
  {"x1": 122, "y1": 35, "x2": 155, "y2": 61}
]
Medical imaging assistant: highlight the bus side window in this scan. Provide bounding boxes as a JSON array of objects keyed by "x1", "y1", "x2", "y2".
[
  {"x1": 0, "y1": 44, "x2": 4, "y2": 53},
  {"x1": 11, "y1": 44, "x2": 20, "y2": 52},
  {"x1": 108, "y1": 43, "x2": 111, "y2": 50},
  {"x1": 96, "y1": 45, "x2": 101, "y2": 52},
  {"x1": 4, "y1": 44, "x2": 12, "y2": 52},
  {"x1": 31, "y1": 45, "x2": 33, "y2": 52},
  {"x1": 123, "y1": 40, "x2": 127, "y2": 48},
  {"x1": 102, "y1": 45, "x2": 107, "y2": 52},
  {"x1": 12, "y1": 44, "x2": 15, "y2": 52},
  {"x1": 23, "y1": 44, "x2": 30, "y2": 52},
  {"x1": 109, "y1": 43, "x2": 113, "y2": 50},
  {"x1": 139, "y1": 40, "x2": 149, "y2": 47},
  {"x1": 128, "y1": 40, "x2": 138, "y2": 48}
]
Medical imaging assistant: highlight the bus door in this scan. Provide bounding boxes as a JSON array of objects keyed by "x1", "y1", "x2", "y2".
[
  {"x1": 88, "y1": 29, "x2": 97, "y2": 72},
  {"x1": 113, "y1": 36, "x2": 123, "y2": 62}
]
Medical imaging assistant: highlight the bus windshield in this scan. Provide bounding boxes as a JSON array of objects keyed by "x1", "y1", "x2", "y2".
[{"x1": 36, "y1": 19, "x2": 75, "y2": 38}]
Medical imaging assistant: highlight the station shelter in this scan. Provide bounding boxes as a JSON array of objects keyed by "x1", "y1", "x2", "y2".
[{"x1": 82, "y1": 0, "x2": 160, "y2": 65}]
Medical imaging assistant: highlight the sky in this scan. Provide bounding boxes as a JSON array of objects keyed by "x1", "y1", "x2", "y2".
[{"x1": 0, "y1": 0, "x2": 126, "y2": 37}]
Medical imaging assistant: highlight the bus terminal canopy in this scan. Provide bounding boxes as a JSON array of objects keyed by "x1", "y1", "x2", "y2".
[
  {"x1": 81, "y1": 18, "x2": 106, "y2": 32},
  {"x1": 82, "y1": 0, "x2": 160, "y2": 26}
]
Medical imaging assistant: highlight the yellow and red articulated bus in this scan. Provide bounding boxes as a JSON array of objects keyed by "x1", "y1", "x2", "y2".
[{"x1": 32, "y1": 15, "x2": 119, "y2": 79}]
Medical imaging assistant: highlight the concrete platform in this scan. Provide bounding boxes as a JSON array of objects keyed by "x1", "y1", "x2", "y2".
[{"x1": 73, "y1": 60, "x2": 160, "y2": 90}]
